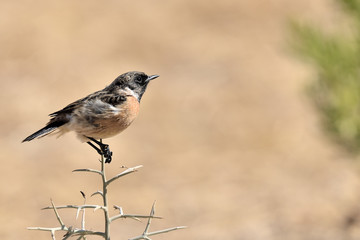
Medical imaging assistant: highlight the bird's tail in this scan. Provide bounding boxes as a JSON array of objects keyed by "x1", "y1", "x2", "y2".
[
  {"x1": 22, "y1": 120, "x2": 67, "y2": 142},
  {"x1": 22, "y1": 126, "x2": 58, "y2": 142}
]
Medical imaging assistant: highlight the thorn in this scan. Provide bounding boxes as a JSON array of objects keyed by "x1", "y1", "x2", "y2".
[
  {"x1": 91, "y1": 191, "x2": 103, "y2": 197},
  {"x1": 113, "y1": 205, "x2": 123, "y2": 215},
  {"x1": 76, "y1": 207, "x2": 81, "y2": 219},
  {"x1": 80, "y1": 191, "x2": 86, "y2": 199},
  {"x1": 94, "y1": 206, "x2": 101, "y2": 212}
]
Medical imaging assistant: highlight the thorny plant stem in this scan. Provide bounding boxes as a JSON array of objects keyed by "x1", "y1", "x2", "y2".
[
  {"x1": 28, "y1": 140, "x2": 186, "y2": 239},
  {"x1": 100, "y1": 140, "x2": 110, "y2": 240}
]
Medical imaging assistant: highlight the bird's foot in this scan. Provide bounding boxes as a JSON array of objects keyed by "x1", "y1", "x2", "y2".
[
  {"x1": 86, "y1": 137, "x2": 113, "y2": 164},
  {"x1": 101, "y1": 144, "x2": 113, "y2": 163}
]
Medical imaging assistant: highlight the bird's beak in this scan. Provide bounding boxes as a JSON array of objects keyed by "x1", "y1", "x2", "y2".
[{"x1": 147, "y1": 75, "x2": 160, "y2": 81}]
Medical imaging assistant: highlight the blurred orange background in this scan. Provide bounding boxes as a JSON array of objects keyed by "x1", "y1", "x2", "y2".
[{"x1": 1, "y1": 0, "x2": 360, "y2": 239}]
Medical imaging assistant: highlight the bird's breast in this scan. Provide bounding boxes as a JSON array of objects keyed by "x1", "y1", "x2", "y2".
[
  {"x1": 113, "y1": 95, "x2": 140, "y2": 125},
  {"x1": 97, "y1": 95, "x2": 140, "y2": 136}
]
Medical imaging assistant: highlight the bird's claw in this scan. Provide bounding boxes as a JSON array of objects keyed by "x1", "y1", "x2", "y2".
[{"x1": 102, "y1": 145, "x2": 113, "y2": 163}]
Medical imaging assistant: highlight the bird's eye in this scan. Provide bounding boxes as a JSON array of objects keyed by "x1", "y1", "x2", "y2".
[{"x1": 135, "y1": 76, "x2": 143, "y2": 84}]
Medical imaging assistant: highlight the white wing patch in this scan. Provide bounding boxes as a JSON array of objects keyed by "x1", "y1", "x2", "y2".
[{"x1": 92, "y1": 99, "x2": 120, "y2": 114}]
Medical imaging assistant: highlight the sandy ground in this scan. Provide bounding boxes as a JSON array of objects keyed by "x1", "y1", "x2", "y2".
[{"x1": 1, "y1": 0, "x2": 360, "y2": 239}]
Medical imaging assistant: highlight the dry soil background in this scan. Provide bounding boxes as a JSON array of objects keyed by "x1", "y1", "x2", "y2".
[{"x1": 1, "y1": 0, "x2": 360, "y2": 240}]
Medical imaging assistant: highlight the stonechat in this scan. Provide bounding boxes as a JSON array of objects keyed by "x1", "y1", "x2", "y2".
[{"x1": 23, "y1": 71, "x2": 159, "y2": 163}]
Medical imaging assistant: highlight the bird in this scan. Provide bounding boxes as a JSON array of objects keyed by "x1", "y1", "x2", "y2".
[{"x1": 22, "y1": 71, "x2": 159, "y2": 163}]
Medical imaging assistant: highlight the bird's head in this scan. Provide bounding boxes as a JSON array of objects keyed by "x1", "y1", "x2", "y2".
[{"x1": 107, "y1": 71, "x2": 159, "y2": 101}]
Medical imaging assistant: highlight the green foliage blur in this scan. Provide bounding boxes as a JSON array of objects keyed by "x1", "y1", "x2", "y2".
[{"x1": 291, "y1": 0, "x2": 360, "y2": 154}]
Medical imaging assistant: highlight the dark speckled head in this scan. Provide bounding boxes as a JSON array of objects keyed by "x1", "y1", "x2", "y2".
[{"x1": 106, "y1": 71, "x2": 159, "y2": 101}]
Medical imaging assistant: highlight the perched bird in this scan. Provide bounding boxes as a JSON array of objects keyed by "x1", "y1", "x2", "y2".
[{"x1": 22, "y1": 71, "x2": 159, "y2": 163}]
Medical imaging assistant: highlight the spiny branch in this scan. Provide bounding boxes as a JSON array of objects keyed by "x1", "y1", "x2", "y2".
[
  {"x1": 106, "y1": 165, "x2": 143, "y2": 186},
  {"x1": 43, "y1": 204, "x2": 106, "y2": 212},
  {"x1": 129, "y1": 202, "x2": 187, "y2": 240},
  {"x1": 28, "y1": 152, "x2": 185, "y2": 239}
]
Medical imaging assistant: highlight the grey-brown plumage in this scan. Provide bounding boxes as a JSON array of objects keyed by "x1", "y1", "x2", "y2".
[{"x1": 23, "y1": 71, "x2": 159, "y2": 163}]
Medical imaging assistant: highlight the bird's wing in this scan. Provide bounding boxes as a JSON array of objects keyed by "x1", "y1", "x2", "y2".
[
  {"x1": 83, "y1": 93, "x2": 129, "y2": 116},
  {"x1": 98, "y1": 93, "x2": 128, "y2": 107},
  {"x1": 51, "y1": 91, "x2": 129, "y2": 115},
  {"x1": 48, "y1": 90, "x2": 107, "y2": 117}
]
